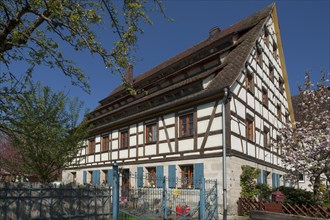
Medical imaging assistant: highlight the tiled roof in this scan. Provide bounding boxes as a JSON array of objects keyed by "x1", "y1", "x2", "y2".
[{"x1": 87, "y1": 3, "x2": 274, "y2": 131}]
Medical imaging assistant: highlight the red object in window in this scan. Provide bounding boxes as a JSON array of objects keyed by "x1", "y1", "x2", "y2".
[
  {"x1": 176, "y1": 204, "x2": 183, "y2": 217},
  {"x1": 184, "y1": 205, "x2": 191, "y2": 217}
]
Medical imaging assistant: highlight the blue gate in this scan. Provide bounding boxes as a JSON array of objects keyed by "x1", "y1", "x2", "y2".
[{"x1": 112, "y1": 162, "x2": 218, "y2": 220}]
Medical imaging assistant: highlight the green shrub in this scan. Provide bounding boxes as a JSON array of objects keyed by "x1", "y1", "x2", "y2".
[
  {"x1": 240, "y1": 166, "x2": 260, "y2": 199},
  {"x1": 277, "y1": 186, "x2": 315, "y2": 205},
  {"x1": 257, "y1": 183, "x2": 272, "y2": 201}
]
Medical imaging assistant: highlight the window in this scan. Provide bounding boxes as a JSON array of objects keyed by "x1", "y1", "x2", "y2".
[
  {"x1": 246, "y1": 117, "x2": 254, "y2": 141},
  {"x1": 273, "y1": 42, "x2": 278, "y2": 60},
  {"x1": 180, "y1": 165, "x2": 194, "y2": 188},
  {"x1": 120, "y1": 130, "x2": 129, "y2": 149},
  {"x1": 102, "y1": 135, "x2": 109, "y2": 152},
  {"x1": 279, "y1": 78, "x2": 284, "y2": 94},
  {"x1": 298, "y1": 173, "x2": 304, "y2": 182},
  {"x1": 72, "y1": 172, "x2": 77, "y2": 184},
  {"x1": 147, "y1": 167, "x2": 156, "y2": 186},
  {"x1": 102, "y1": 170, "x2": 108, "y2": 185},
  {"x1": 269, "y1": 64, "x2": 274, "y2": 82},
  {"x1": 246, "y1": 73, "x2": 254, "y2": 93},
  {"x1": 285, "y1": 112, "x2": 290, "y2": 123},
  {"x1": 179, "y1": 113, "x2": 194, "y2": 138},
  {"x1": 264, "y1": 127, "x2": 270, "y2": 148},
  {"x1": 262, "y1": 87, "x2": 268, "y2": 107},
  {"x1": 146, "y1": 123, "x2": 157, "y2": 144},
  {"x1": 88, "y1": 139, "x2": 95, "y2": 154},
  {"x1": 264, "y1": 28, "x2": 270, "y2": 48},
  {"x1": 88, "y1": 171, "x2": 93, "y2": 184},
  {"x1": 256, "y1": 44, "x2": 263, "y2": 67},
  {"x1": 277, "y1": 104, "x2": 282, "y2": 121}
]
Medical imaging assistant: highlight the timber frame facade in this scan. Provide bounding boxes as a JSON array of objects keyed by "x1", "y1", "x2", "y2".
[{"x1": 63, "y1": 3, "x2": 294, "y2": 217}]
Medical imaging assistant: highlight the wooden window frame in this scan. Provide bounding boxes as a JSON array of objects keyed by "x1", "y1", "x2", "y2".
[
  {"x1": 269, "y1": 64, "x2": 274, "y2": 82},
  {"x1": 88, "y1": 139, "x2": 95, "y2": 154},
  {"x1": 146, "y1": 123, "x2": 158, "y2": 144},
  {"x1": 264, "y1": 127, "x2": 270, "y2": 148},
  {"x1": 279, "y1": 78, "x2": 284, "y2": 94},
  {"x1": 246, "y1": 73, "x2": 254, "y2": 94},
  {"x1": 264, "y1": 28, "x2": 270, "y2": 48},
  {"x1": 246, "y1": 116, "x2": 254, "y2": 141},
  {"x1": 180, "y1": 165, "x2": 194, "y2": 189},
  {"x1": 256, "y1": 44, "x2": 263, "y2": 67},
  {"x1": 179, "y1": 112, "x2": 194, "y2": 138},
  {"x1": 262, "y1": 87, "x2": 268, "y2": 107},
  {"x1": 102, "y1": 135, "x2": 109, "y2": 152},
  {"x1": 120, "y1": 130, "x2": 129, "y2": 149},
  {"x1": 102, "y1": 170, "x2": 108, "y2": 184},
  {"x1": 273, "y1": 42, "x2": 278, "y2": 60},
  {"x1": 277, "y1": 104, "x2": 282, "y2": 121},
  {"x1": 146, "y1": 167, "x2": 156, "y2": 186}
]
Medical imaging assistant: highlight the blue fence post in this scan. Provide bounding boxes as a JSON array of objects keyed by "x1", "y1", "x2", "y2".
[
  {"x1": 215, "y1": 179, "x2": 219, "y2": 220},
  {"x1": 112, "y1": 161, "x2": 119, "y2": 220},
  {"x1": 162, "y1": 176, "x2": 167, "y2": 220},
  {"x1": 200, "y1": 178, "x2": 206, "y2": 220}
]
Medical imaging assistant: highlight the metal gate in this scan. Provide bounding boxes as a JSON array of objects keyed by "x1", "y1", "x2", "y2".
[{"x1": 112, "y1": 163, "x2": 218, "y2": 219}]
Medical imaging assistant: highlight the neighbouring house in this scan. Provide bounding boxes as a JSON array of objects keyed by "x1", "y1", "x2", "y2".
[{"x1": 63, "y1": 3, "x2": 294, "y2": 217}]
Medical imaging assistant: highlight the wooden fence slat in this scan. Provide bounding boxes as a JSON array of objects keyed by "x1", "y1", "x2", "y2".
[{"x1": 237, "y1": 197, "x2": 329, "y2": 219}]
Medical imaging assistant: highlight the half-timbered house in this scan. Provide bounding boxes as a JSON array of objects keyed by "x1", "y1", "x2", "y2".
[{"x1": 63, "y1": 3, "x2": 294, "y2": 217}]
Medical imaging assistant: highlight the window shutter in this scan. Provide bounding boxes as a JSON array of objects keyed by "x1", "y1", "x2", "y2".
[
  {"x1": 96, "y1": 170, "x2": 100, "y2": 185},
  {"x1": 263, "y1": 170, "x2": 268, "y2": 184},
  {"x1": 92, "y1": 171, "x2": 96, "y2": 185},
  {"x1": 277, "y1": 174, "x2": 280, "y2": 187},
  {"x1": 92, "y1": 170, "x2": 100, "y2": 185},
  {"x1": 168, "y1": 165, "x2": 176, "y2": 188},
  {"x1": 83, "y1": 171, "x2": 87, "y2": 184},
  {"x1": 156, "y1": 166, "x2": 164, "y2": 188},
  {"x1": 108, "y1": 169, "x2": 113, "y2": 186},
  {"x1": 137, "y1": 167, "x2": 143, "y2": 187},
  {"x1": 193, "y1": 163, "x2": 204, "y2": 189},
  {"x1": 257, "y1": 170, "x2": 262, "y2": 184},
  {"x1": 272, "y1": 173, "x2": 276, "y2": 189}
]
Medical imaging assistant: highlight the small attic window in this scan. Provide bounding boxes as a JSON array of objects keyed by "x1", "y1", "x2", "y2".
[
  {"x1": 264, "y1": 26, "x2": 270, "y2": 48},
  {"x1": 269, "y1": 64, "x2": 274, "y2": 82},
  {"x1": 246, "y1": 70, "x2": 254, "y2": 94},
  {"x1": 273, "y1": 42, "x2": 278, "y2": 60},
  {"x1": 256, "y1": 43, "x2": 263, "y2": 68}
]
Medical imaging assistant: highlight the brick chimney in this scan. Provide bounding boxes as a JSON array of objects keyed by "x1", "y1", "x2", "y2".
[{"x1": 209, "y1": 26, "x2": 221, "y2": 38}]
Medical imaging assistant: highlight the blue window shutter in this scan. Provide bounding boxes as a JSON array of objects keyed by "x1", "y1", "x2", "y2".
[
  {"x1": 96, "y1": 170, "x2": 100, "y2": 185},
  {"x1": 137, "y1": 167, "x2": 143, "y2": 187},
  {"x1": 108, "y1": 169, "x2": 113, "y2": 186},
  {"x1": 168, "y1": 165, "x2": 176, "y2": 188},
  {"x1": 272, "y1": 173, "x2": 276, "y2": 189},
  {"x1": 92, "y1": 171, "x2": 96, "y2": 185},
  {"x1": 194, "y1": 163, "x2": 204, "y2": 189},
  {"x1": 92, "y1": 170, "x2": 100, "y2": 185},
  {"x1": 277, "y1": 174, "x2": 280, "y2": 187},
  {"x1": 263, "y1": 171, "x2": 268, "y2": 184},
  {"x1": 83, "y1": 171, "x2": 87, "y2": 184},
  {"x1": 283, "y1": 175, "x2": 287, "y2": 187},
  {"x1": 257, "y1": 170, "x2": 262, "y2": 184},
  {"x1": 156, "y1": 166, "x2": 164, "y2": 188}
]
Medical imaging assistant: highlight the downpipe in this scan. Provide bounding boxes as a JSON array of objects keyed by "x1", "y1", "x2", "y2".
[{"x1": 222, "y1": 88, "x2": 230, "y2": 220}]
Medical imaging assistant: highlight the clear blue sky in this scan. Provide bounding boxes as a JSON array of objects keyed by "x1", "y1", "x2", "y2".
[{"x1": 32, "y1": 0, "x2": 330, "y2": 114}]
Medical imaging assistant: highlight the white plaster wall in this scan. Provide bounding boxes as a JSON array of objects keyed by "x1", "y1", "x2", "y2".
[
  {"x1": 163, "y1": 113, "x2": 175, "y2": 125},
  {"x1": 178, "y1": 139, "x2": 194, "y2": 151},
  {"x1": 197, "y1": 102, "x2": 215, "y2": 118},
  {"x1": 145, "y1": 145, "x2": 156, "y2": 155},
  {"x1": 159, "y1": 143, "x2": 170, "y2": 154}
]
